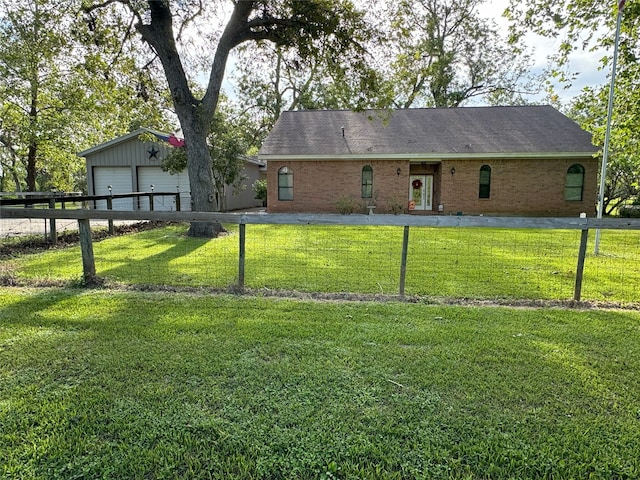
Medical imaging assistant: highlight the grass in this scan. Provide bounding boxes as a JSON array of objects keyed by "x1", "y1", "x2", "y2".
[
  {"x1": 4, "y1": 223, "x2": 639, "y2": 303},
  {"x1": 1, "y1": 288, "x2": 639, "y2": 479}
]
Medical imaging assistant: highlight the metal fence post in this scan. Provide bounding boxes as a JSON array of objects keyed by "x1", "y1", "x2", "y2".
[
  {"x1": 48, "y1": 198, "x2": 57, "y2": 244},
  {"x1": 574, "y1": 228, "x2": 589, "y2": 301},
  {"x1": 106, "y1": 196, "x2": 114, "y2": 234},
  {"x1": 238, "y1": 222, "x2": 246, "y2": 290},
  {"x1": 399, "y1": 226, "x2": 410, "y2": 296}
]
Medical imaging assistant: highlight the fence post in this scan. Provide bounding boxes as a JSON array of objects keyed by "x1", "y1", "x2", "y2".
[
  {"x1": 106, "y1": 196, "x2": 114, "y2": 234},
  {"x1": 399, "y1": 225, "x2": 410, "y2": 296},
  {"x1": 175, "y1": 192, "x2": 181, "y2": 212},
  {"x1": 574, "y1": 228, "x2": 589, "y2": 301},
  {"x1": 78, "y1": 218, "x2": 98, "y2": 285},
  {"x1": 238, "y1": 222, "x2": 246, "y2": 290},
  {"x1": 149, "y1": 193, "x2": 155, "y2": 211},
  {"x1": 48, "y1": 198, "x2": 57, "y2": 244}
]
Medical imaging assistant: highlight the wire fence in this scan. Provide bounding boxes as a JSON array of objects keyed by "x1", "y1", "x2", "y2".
[{"x1": 1, "y1": 209, "x2": 639, "y2": 304}]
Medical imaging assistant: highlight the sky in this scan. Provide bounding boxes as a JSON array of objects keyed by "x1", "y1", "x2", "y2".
[{"x1": 482, "y1": 0, "x2": 609, "y2": 105}]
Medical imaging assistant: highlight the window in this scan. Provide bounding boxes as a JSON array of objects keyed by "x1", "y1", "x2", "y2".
[
  {"x1": 278, "y1": 166, "x2": 293, "y2": 200},
  {"x1": 361, "y1": 165, "x2": 373, "y2": 199},
  {"x1": 565, "y1": 164, "x2": 585, "y2": 201},
  {"x1": 479, "y1": 165, "x2": 491, "y2": 199}
]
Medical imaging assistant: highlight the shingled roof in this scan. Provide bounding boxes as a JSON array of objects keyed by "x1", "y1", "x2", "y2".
[{"x1": 258, "y1": 106, "x2": 597, "y2": 159}]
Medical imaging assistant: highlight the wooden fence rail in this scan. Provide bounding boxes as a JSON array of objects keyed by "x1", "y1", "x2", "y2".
[
  {"x1": 0, "y1": 192, "x2": 181, "y2": 241},
  {"x1": 2, "y1": 207, "x2": 639, "y2": 300}
]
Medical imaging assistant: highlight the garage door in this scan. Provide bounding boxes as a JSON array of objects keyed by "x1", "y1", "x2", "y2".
[
  {"x1": 137, "y1": 167, "x2": 191, "y2": 211},
  {"x1": 93, "y1": 167, "x2": 133, "y2": 210}
]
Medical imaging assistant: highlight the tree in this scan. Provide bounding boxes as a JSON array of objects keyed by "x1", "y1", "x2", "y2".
[
  {"x1": 0, "y1": 0, "x2": 75, "y2": 192},
  {"x1": 0, "y1": 0, "x2": 169, "y2": 193},
  {"x1": 84, "y1": 0, "x2": 373, "y2": 237},
  {"x1": 569, "y1": 79, "x2": 639, "y2": 214},
  {"x1": 232, "y1": 22, "x2": 387, "y2": 136},
  {"x1": 162, "y1": 96, "x2": 256, "y2": 213},
  {"x1": 383, "y1": 0, "x2": 538, "y2": 108},
  {"x1": 506, "y1": 0, "x2": 640, "y2": 212}
]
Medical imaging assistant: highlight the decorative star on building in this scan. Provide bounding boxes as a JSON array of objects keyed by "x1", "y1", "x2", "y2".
[{"x1": 147, "y1": 145, "x2": 160, "y2": 159}]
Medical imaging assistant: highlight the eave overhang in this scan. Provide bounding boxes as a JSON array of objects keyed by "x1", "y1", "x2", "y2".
[{"x1": 258, "y1": 151, "x2": 597, "y2": 162}]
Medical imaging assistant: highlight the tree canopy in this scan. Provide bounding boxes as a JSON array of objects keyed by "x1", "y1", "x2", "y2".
[
  {"x1": 384, "y1": 0, "x2": 538, "y2": 108},
  {"x1": 506, "y1": 0, "x2": 640, "y2": 209},
  {"x1": 80, "y1": 0, "x2": 380, "y2": 236},
  {"x1": 0, "y1": 0, "x2": 169, "y2": 192}
]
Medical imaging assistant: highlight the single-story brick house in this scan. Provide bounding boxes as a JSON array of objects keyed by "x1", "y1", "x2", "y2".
[
  {"x1": 258, "y1": 106, "x2": 598, "y2": 216},
  {"x1": 80, "y1": 128, "x2": 265, "y2": 211}
]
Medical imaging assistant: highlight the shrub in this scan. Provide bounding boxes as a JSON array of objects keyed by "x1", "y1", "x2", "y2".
[
  {"x1": 336, "y1": 195, "x2": 358, "y2": 214},
  {"x1": 387, "y1": 198, "x2": 406, "y2": 215},
  {"x1": 619, "y1": 205, "x2": 640, "y2": 218},
  {"x1": 253, "y1": 179, "x2": 267, "y2": 206}
]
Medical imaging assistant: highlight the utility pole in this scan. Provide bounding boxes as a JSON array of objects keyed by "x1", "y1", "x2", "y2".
[{"x1": 595, "y1": 0, "x2": 625, "y2": 254}]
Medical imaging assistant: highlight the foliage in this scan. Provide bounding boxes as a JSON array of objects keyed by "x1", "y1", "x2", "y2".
[
  {"x1": 387, "y1": 198, "x2": 406, "y2": 215},
  {"x1": 232, "y1": 28, "x2": 387, "y2": 135},
  {"x1": 252, "y1": 179, "x2": 267, "y2": 203},
  {"x1": 381, "y1": 0, "x2": 539, "y2": 108},
  {"x1": 81, "y1": 1, "x2": 377, "y2": 236},
  {"x1": 1, "y1": 288, "x2": 640, "y2": 478},
  {"x1": 506, "y1": 0, "x2": 640, "y2": 212},
  {"x1": 161, "y1": 98, "x2": 255, "y2": 212},
  {"x1": 335, "y1": 195, "x2": 360, "y2": 214},
  {"x1": 161, "y1": 145, "x2": 188, "y2": 175},
  {"x1": 0, "y1": 0, "x2": 169, "y2": 193},
  {"x1": 208, "y1": 101, "x2": 251, "y2": 212},
  {"x1": 619, "y1": 205, "x2": 640, "y2": 218},
  {"x1": 569, "y1": 83, "x2": 639, "y2": 214}
]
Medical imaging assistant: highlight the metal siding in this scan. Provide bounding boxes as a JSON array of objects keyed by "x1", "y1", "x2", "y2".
[
  {"x1": 85, "y1": 138, "x2": 169, "y2": 167},
  {"x1": 224, "y1": 163, "x2": 265, "y2": 211}
]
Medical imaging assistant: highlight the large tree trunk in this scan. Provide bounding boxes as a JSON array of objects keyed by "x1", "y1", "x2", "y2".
[
  {"x1": 136, "y1": 1, "x2": 232, "y2": 237},
  {"x1": 182, "y1": 123, "x2": 226, "y2": 237}
]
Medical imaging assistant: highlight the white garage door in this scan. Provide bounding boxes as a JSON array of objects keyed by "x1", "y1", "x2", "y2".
[
  {"x1": 93, "y1": 167, "x2": 133, "y2": 210},
  {"x1": 137, "y1": 167, "x2": 191, "y2": 211}
]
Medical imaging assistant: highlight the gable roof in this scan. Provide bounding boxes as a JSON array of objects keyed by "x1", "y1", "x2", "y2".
[
  {"x1": 258, "y1": 106, "x2": 597, "y2": 160},
  {"x1": 78, "y1": 127, "x2": 173, "y2": 157}
]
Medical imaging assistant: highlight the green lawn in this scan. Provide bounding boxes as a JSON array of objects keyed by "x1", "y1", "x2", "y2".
[
  {"x1": 4, "y1": 223, "x2": 639, "y2": 303},
  {"x1": 1, "y1": 288, "x2": 639, "y2": 479}
]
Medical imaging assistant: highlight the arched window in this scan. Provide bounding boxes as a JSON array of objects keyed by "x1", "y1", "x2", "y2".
[
  {"x1": 361, "y1": 165, "x2": 373, "y2": 199},
  {"x1": 479, "y1": 165, "x2": 491, "y2": 199},
  {"x1": 278, "y1": 166, "x2": 293, "y2": 201},
  {"x1": 565, "y1": 164, "x2": 585, "y2": 201}
]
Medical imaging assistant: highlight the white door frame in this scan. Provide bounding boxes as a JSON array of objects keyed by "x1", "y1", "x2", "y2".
[{"x1": 409, "y1": 175, "x2": 433, "y2": 211}]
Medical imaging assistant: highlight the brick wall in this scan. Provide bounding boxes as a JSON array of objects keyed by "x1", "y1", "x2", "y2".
[
  {"x1": 439, "y1": 157, "x2": 598, "y2": 216},
  {"x1": 267, "y1": 156, "x2": 598, "y2": 216},
  {"x1": 267, "y1": 159, "x2": 410, "y2": 213}
]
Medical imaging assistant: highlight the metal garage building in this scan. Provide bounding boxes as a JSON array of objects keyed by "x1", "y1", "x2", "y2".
[{"x1": 79, "y1": 128, "x2": 265, "y2": 211}]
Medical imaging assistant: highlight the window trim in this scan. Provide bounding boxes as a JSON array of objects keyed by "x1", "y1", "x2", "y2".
[
  {"x1": 479, "y1": 164, "x2": 491, "y2": 199},
  {"x1": 278, "y1": 166, "x2": 293, "y2": 201},
  {"x1": 361, "y1": 165, "x2": 373, "y2": 199},
  {"x1": 565, "y1": 164, "x2": 585, "y2": 201}
]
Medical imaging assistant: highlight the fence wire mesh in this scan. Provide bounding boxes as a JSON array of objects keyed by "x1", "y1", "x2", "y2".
[{"x1": 2, "y1": 219, "x2": 638, "y2": 303}]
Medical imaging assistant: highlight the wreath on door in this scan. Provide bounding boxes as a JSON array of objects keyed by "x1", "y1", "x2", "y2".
[{"x1": 411, "y1": 179, "x2": 423, "y2": 203}]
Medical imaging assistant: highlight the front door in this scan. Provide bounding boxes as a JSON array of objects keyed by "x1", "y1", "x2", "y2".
[{"x1": 409, "y1": 175, "x2": 433, "y2": 211}]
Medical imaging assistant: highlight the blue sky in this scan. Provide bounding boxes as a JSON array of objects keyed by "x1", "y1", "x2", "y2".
[{"x1": 483, "y1": 0, "x2": 609, "y2": 105}]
